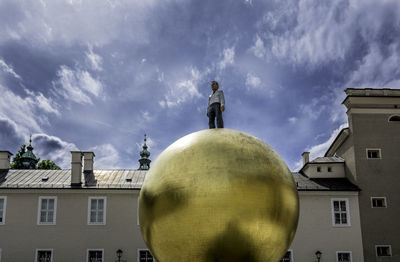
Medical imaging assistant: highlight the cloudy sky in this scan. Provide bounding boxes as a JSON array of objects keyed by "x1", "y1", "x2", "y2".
[{"x1": 1, "y1": 0, "x2": 399, "y2": 170}]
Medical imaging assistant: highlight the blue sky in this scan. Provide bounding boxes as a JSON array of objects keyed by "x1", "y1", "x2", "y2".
[{"x1": 1, "y1": 0, "x2": 400, "y2": 170}]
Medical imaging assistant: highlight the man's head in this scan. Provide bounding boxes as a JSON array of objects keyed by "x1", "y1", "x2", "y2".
[{"x1": 211, "y1": 81, "x2": 219, "y2": 92}]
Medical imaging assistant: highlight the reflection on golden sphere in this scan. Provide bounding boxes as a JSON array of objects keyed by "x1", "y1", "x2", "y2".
[{"x1": 139, "y1": 129, "x2": 299, "y2": 262}]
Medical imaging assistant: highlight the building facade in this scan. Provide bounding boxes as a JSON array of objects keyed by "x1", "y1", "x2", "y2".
[{"x1": 325, "y1": 88, "x2": 400, "y2": 261}]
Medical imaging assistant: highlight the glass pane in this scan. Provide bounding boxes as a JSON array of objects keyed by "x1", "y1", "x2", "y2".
[
  {"x1": 335, "y1": 213, "x2": 341, "y2": 224},
  {"x1": 341, "y1": 213, "x2": 347, "y2": 224},
  {"x1": 47, "y1": 211, "x2": 54, "y2": 222},
  {"x1": 340, "y1": 201, "x2": 346, "y2": 211},
  {"x1": 91, "y1": 199, "x2": 97, "y2": 210},
  {"x1": 48, "y1": 199, "x2": 54, "y2": 209},
  {"x1": 38, "y1": 250, "x2": 52, "y2": 262},
  {"x1": 89, "y1": 250, "x2": 103, "y2": 262},
  {"x1": 40, "y1": 211, "x2": 47, "y2": 222},
  {"x1": 98, "y1": 199, "x2": 104, "y2": 209},
  {"x1": 90, "y1": 211, "x2": 96, "y2": 222},
  {"x1": 334, "y1": 201, "x2": 339, "y2": 211},
  {"x1": 42, "y1": 199, "x2": 48, "y2": 210},
  {"x1": 0, "y1": 199, "x2": 4, "y2": 209},
  {"x1": 97, "y1": 211, "x2": 104, "y2": 222}
]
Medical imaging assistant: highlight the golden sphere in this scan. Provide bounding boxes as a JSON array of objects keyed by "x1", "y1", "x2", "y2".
[{"x1": 139, "y1": 129, "x2": 299, "y2": 262}]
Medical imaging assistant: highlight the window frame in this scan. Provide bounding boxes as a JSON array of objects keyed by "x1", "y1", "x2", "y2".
[
  {"x1": 86, "y1": 248, "x2": 104, "y2": 262},
  {"x1": 137, "y1": 248, "x2": 156, "y2": 262},
  {"x1": 371, "y1": 197, "x2": 387, "y2": 208},
  {"x1": 336, "y1": 251, "x2": 352, "y2": 262},
  {"x1": 366, "y1": 148, "x2": 381, "y2": 159},
  {"x1": 37, "y1": 196, "x2": 57, "y2": 225},
  {"x1": 331, "y1": 198, "x2": 351, "y2": 227},
  {"x1": 88, "y1": 197, "x2": 107, "y2": 225},
  {"x1": 0, "y1": 196, "x2": 7, "y2": 225},
  {"x1": 327, "y1": 166, "x2": 332, "y2": 172},
  {"x1": 375, "y1": 245, "x2": 392, "y2": 257},
  {"x1": 35, "y1": 249, "x2": 53, "y2": 262}
]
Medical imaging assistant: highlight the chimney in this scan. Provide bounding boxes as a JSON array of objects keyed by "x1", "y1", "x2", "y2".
[
  {"x1": 0, "y1": 151, "x2": 13, "y2": 170},
  {"x1": 71, "y1": 151, "x2": 83, "y2": 187},
  {"x1": 83, "y1": 152, "x2": 95, "y2": 172},
  {"x1": 302, "y1": 152, "x2": 310, "y2": 166}
]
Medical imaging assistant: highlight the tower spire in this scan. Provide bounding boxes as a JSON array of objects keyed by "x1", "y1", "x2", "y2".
[
  {"x1": 21, "y1": 135, "x2": 38, "y2": 169},
  {"x1": 138, "y1": 134, "x2": 151, "y2": 170}
]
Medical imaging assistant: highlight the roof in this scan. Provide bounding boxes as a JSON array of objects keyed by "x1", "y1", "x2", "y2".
[
  {"x1": 309, "y1": 178, "x2": 360, "y2": 191},
  {"x1": 293, "y1": 173, "x2": 359, "y2": 191},
  {"x1": 0, "y1": 169, "x2": 358, "y2": 192},
  {"x1": 0, "y1": 169, "x2": 146, "y2": 189},
  {"x1": 309, "y1": 156, "x2": 345, "y2": 163},
  {"x1": 325, "y1": 128, "x2": 350, "y2": 157},
  {"x1": 292, "y1": 173, "x2": 328, "y2": 191}
]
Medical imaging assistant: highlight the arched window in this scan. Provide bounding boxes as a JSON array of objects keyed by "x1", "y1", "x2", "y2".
[{"x1": 388, "y1": 115, "x2": 400, "y2": 122}]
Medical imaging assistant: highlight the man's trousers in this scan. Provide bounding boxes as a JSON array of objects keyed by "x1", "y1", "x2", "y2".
[{"x1": 208, "y1": 102, "x2": 224, "y2": 129}]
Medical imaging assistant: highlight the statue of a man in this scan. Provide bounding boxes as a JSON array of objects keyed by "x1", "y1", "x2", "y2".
[{"x1": 207, "y1": 81, "x2": 225, "y2": 129}]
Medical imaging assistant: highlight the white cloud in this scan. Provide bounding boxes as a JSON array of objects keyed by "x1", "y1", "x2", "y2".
[
  {"x1": 35, "y1": 93, "x2": 60, "y2": 116},
  {"x1": 0, "y1": 1, "x2": 156, "y2": 46},
  {"x1": 293, "y1": 123, "x2": 348, "y2": 171},
  {"x1": 262, "y1": 0, "x2": 400, "y2": 68},
  {"x1": 88, "y1": 143, "x2": 120, "y2": 169},
  {"x1": 288, "y1": 117, "x2": 297, "y2": 124},
  {"x1": 346, "y1": 43, "x2": 400, "y2": 88},
  {"x1": 160, "y1": 67, "x2": 203, "y2": 108},
  {"x1": 53, "y1": 65, "x2": 103, "y2": 104},
  {"x1": 249, "y1": 35, "x2": 266, "y2": 58},
  {"x1": 86, "y1": 46, "x2": 103, "y2": 71},
  {"x1": 0, "y1": 85, "x2": 59, "y2": 135},
  {"x1": 245, "y1": 73, "x2": 262, "y2": 90},
  {"x1": 0, "y1": 59, "x2": 21, "y2": 79},
  {"x1": 218, "y1": 47, "x2": 235, "y2": 70},
  {"x1": 299, "y1": 97, "x2": 327, "y2": 120}
]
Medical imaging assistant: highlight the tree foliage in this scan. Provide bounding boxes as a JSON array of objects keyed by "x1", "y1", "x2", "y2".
[
  {"x1": 37, "y1": 160, "x2": 61, "y2": 170},
  {"x1": 10, "y1": 144, "x2": 26, "y2": 169}
]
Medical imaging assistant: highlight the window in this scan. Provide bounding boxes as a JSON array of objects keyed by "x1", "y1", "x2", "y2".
[
  {"x1": 0, "y1": 197, "x2": 6, "y2": 225},
  {"x1": 366, "y1": 149, "x2": 381, "y2": 159},
  {"x1": 38, "y1": 197, "x2": 57, "y2": 225},
  {"x1": 388, "y1": 115, "x2": 400, "y2": 121},
  {"x1": 87, "y1": 249, "x2": 104, "y2": 262},
  {"x1": 317, "y1": 166, "x2": 321, "y2": 172},
  {"x1": 331, "y1": 199, "x2": 350, "y2": 226},
  {"x1": 371, "y1": 197, "x2": 387, "y2": 208},
  {"x1": 337, "y1": 251, "x2": 352, "y2": 262},
  {"x1": 280, "y1": 250, "x2": 293, "y2": 262},
  {"x1": 328, "y1": 167, "x2": 332, "y2": 172},
  {"x1": 376, "y1": 245, "x2": 392, "y2": 257},
  {"x1": 88, "y1": 197, "x2": 106, "y2": 225},
  {"x1": 35, "y1": 249, "x2": 53, "y2": 262},
  {"x1": 138, "y1": 249, "x2": 155, "y2": 262}
]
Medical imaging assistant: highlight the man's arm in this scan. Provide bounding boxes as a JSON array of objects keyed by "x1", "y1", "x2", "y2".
[{"x1": 219, "y1": 90, "x2": 225, "y2": 112}]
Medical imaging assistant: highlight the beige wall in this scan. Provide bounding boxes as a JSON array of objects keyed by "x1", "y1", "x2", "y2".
[
  {"x1": 0, "y1": 189, "x2": 147, "y2": 262},
  {"x1": 290, "y1": 191, "x2": 364, "y2": 262},
  {"x1": 303, "y1": 163, "x2": 345, "y2": 179}
]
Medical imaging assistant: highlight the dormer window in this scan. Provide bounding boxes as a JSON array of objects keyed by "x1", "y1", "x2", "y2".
[{"x1": 317, "y1": 166, "x2": 321, "y2": 172}]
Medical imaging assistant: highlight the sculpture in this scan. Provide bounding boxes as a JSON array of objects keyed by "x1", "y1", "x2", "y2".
[{"x1": 139, "y1": 129, "x2": 299, "y2": 262}]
